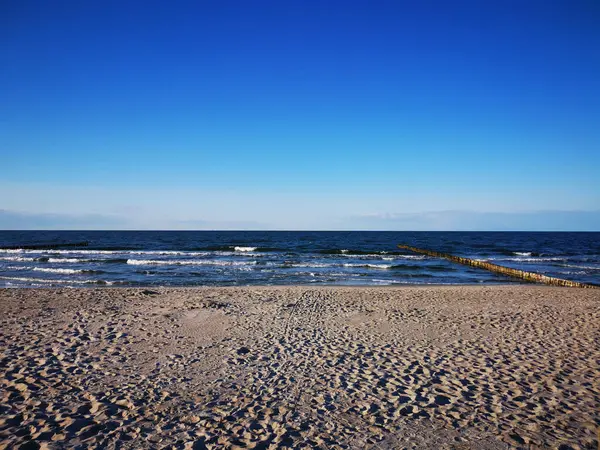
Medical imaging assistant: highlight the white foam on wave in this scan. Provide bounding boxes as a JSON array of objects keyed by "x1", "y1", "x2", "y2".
[
  {"x1": 513, "y1": 257, "x2": 564, "y2": 262},
  {"x1": 127, "y1": 259, "x2": 256, "y2": 267},
  {"x1": 558, "y1": 270, "x2": 587, "y2": 276},
  {"x1": 371, "y1": 279, "x2": 455, "y2": 285},
  {"x1": 343, "y1": 263, "x2": 393, "y2": 269},
  {"x1": 0, "y1": 249, "x2": 212, "y2": 257},
  {"x1": 34, "y1": 267, "x2": 83, "y2": 274},
  {"x1": 513, "y1": 252, "x2": 532, "y2": 256},
  {"x1": 340, "y1": 253, "x2": 385, "y2": 259},
  {"x1": 370, "y1": 279, "x2": 411, "y2": 285},
  {"x1": 487, "y1": 256, "x2": 564, "y2": 262},
  {"x1": 0, "y1": 276, "x2": 112, "y2": 285},
  {"x1": 128, "y1": 250, "x2": 210, "y2": 256},
  {"x1": 234, "y1": 246, "x2": 257, "y2": 252},
  {"x1": 0, "y1": 249, "x2": 24, "y2": 253},
  {"x1": 283, "y1": 262, "x2": 398, "y2": 270},
  {"x1": 338, "y1": 254, "x2": 426, "y2": 260},
  {"x1": 25, "y1": 249, "x2": 119, "y2": 255},
  {"x1": 285, "y1": 262, "x2": 334, "y2": 268},
  {"x1": 0, "y1": 256, "x2": 37, "y2": 262},
  {"x1": 48, "y1": 258, "x2": 81, "y2": 263},
  {"x1": 370, "y1": 279, "x2": 393, "y2": 285},
  {"x1": 562, "y1": 264, "x2": 600, "y2": 270},
  {"x1": 214, "y1": 251, "x2": 264, "y2": 258}
]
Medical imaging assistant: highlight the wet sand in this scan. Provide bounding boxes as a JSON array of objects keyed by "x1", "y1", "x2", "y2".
[{"x1": 1, "y1": 286, "x2": 599, "y2": 449}]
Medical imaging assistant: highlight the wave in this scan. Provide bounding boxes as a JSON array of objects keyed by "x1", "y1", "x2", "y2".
[
  {"x1": 127, "y1": 250, "x2": 210, "y2": 256},
  {"x1": 561, "y1": 264, "x2": 600, "y2": 270},
  {"x1": 193, "y1": 245, "x2": 284, "y2": 253},
  {"x1": 0, "y1": 242, "x2": 89, "y2": 250},
  {"x1": 486, "y1": 256, "x2": 565, "y2": 262},
  {"x1": 339, "y1": 254, "x2": 428, "y2": 260},
  {"x1": 118, "y1": 259, "x2": 440, "y2": 271},
  {"x1": 6, "y1": 266, "x2": 33, "y2": 271},
  {"x1": 316, "y1": 249, "x2": 428, "y2": 260},
  {"x1": 343, "y1": 263, "x2": 392, "y2": 270},
  {"x1": 318, "y1": 248, "x2": 429, "y2": 258},
  {"x1": 0, "y1": 248, "x2": 253, "y2": 256},
  {"x1": 83, "y1": 246, "x2": 138, "y2": 251},
  {"x1": 558, "y1": 270, "x2": 588, "y2": 276},
  {"x1": 126, "y1": 259, "x2": 257, "y2": 267},
  {"x1": 347, "y1": 263, "x2": 451, "y2": 271},
  {"x1": 33, "y1": 267, "x2": 86, "y2": 274},
  {"x1": 194, "y1": 245, "x2": 239, "y2": 252},
  {"x1": 368, "y1": 278, "x2": 430, "y2": 284},
  {"x1": 1, "y1": 255, "x2": 128, "y2": 264},
  {"x1": 31, "y1": 267, "x2": 103, "y2": 274},
  {"x1": 234, "y1": 246, "x2": 257, "y2": 252},
  {"x1": 0, "y1": 276, "x2": 114, "y2": 285},
  {"x1": 48, "y1": 257, "x2": 80, "y2": 263},
  {"x1": 44, "y1": 257, "x2": 129, "y2": 264},
  {"x1": 6, "y1": 265, "x2": 105, "y2": 275},
  {"x1": 512, "y1": 257, "x2": 565, "y2": 262},
  {"x1": 319, "y1": 249, "x2": 364, "y2": 255},
  {"x1": 319, "y1": 249, "x2": 391, "y2": 255},
  {"x1": 278, "y1": 262, "x2": 440, "y2": 271},
  {"x1": 1, "y1": 249, "x2": 136, "y2": 255},
  {"x1": 282, "y1": 262, "x2": 333, "y2": 268},
  {"x1": 0, "y1": 256, "x2": 37, "y2": 262},
  {"x1": 510, "y1": 251, "x2": 546, "y2": 257},
  {"x1": 339, "y1": 253, "x2": 394, "y2": 259}
]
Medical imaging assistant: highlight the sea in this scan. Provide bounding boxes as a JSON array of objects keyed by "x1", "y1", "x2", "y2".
[{"x1": 0, "y1": 231, "x2": 598, "y2": 288}]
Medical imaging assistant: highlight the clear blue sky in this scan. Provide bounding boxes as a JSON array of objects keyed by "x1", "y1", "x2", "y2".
[{"x1": 1, "y1": 0, "x2": 599, "y2": 230}]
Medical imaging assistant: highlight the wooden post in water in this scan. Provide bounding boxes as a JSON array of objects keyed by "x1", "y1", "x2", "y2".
[{"x1": 397, "y1": 244, "x2": 598, "y2": 289}]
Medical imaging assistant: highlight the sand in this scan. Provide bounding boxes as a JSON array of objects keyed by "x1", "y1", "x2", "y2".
[{"x1": 0, "y1": 285, "x2": 598, "y2": 449}]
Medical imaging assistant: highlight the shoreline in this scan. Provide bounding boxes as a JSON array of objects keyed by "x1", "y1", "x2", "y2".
[
  {"x1": 1, "y1": 281, "x2": 530, "y2": 290},
  {"x1": 1, "y1": 285, "x2": 599, "y2": 448}
]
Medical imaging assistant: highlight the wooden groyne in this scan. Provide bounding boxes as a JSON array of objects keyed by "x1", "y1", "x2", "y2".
[{"x1": 397, "y1": 244, "x2": 598, "y2": 289}]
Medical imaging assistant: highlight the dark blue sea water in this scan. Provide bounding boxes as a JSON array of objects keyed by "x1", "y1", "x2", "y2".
[{"x1": 0, "y1": 231, "x2": 598, "y2": 287}]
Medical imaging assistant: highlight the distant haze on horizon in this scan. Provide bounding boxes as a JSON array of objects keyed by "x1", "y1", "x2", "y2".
[{"x1": 1, "y1": 1, "x2": 599, "y2": 231}]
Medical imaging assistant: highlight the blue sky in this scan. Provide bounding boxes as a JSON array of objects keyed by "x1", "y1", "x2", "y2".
[{"x1": 1, "y1": 0, "x2": 599, "y2": 230}]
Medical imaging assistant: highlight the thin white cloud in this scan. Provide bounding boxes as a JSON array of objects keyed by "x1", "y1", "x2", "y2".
[
  {"x1": 1, "y1": 208, "x2": 599, "y2": 231},
  {"x1": 348, "y1": 210, "x2": 600, "y2": 231}
]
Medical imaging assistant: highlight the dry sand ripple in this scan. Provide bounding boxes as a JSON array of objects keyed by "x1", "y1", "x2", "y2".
[{"x1": 0, "y1": 286, "x2": 599, "y2": 449}]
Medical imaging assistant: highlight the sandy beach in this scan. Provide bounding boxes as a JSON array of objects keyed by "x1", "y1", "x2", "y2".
[{"x1": 1, "y1": 285, "x2": 598, "y2": 449}]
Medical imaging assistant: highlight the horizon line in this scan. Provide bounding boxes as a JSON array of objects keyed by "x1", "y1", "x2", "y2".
[{"x1": 1, "y1": 229, "x2": 599, "y2": 233}]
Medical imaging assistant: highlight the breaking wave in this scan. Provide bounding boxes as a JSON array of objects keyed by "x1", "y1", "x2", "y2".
[
  {"x1": 561, "y1": 264, "x2": 600, "y2": 270},
  {"x1": 0, "y1": 276, "x2": 115, "y2": 285},
  {"x1": 487, "y1": 256, "x2": 566, "y2": 262},
  {"x1": 0, "y1": 256, "x2": 37, "y2": 262},
  {"x1": 31, "y1": 267, "x2": 104, "y2": 274},
  {"x1": 33, "y1": 267, "x2": 83, "y2": 274},
  {"x1": 126, "y1": 259, "x2": 257, "y2": 267},
  {"x1": 48, "y1": 258, "x2": 80, "y2": 263}
]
